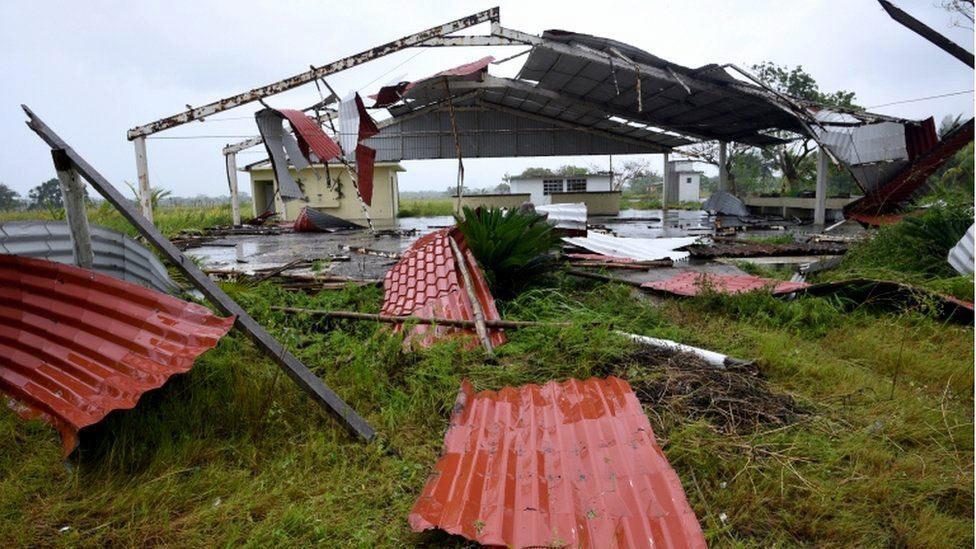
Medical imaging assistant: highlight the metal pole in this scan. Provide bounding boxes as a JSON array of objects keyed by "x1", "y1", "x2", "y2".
[
  {"x1": 133, "y1": 136, "x2": 153, "y2": 223},
  {"x1": 814, "y1": 147, "x2": 828, "y2": 226},
  {"x1": 51, "y1": 149, "x2": 93, "y2": 269},
  {"x1": 225, "y1": 152, "x2": 241, "y2": 226},
  {"x1": 718, "y1": 141, "x2": 728, "y2": 191}
]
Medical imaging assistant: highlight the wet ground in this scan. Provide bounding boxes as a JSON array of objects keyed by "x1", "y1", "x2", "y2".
[{"x1": 186, "y1": 209, "x2": 861, "y2": 283}]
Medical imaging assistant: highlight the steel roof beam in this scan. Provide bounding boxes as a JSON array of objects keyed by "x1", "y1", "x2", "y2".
[{"x1": 127, "y1": 8, "x2": 500, "y2": 139}]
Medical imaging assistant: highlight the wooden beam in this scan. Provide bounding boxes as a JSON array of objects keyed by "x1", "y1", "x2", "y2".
[
  {"x1": 24, "y1": 105, "x2": 375, "y2": 442},
  {"x1": 51, "y1": 149, "x2": 93, "y2": 269},
  {"x1": 448, "y1": 236, "x2": 493, "y2": 355},
  {"x1": 127, "y1": 8, "x2": 500, "y2": 139}
]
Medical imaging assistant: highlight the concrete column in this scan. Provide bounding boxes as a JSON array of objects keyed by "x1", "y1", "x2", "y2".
[
  {"x1": 133, "y1": 136, "x2": 154, "y2": 223},
  {"x1": 718, "y1": 141, "x2": 728, "y2": 191},
  {"x1": 814, "y1": 147, "x2": 828, "y2": 226},
  {"x1": 662, "y1": 152, "x2": 670, "y2": 224},
  {"x1": 225, "y1": 152, "x2": 241, "y2": 226}
]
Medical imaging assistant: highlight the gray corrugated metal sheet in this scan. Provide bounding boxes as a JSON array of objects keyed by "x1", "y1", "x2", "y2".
[
  {"x1": 702, "y1": 190, "x2": 749, "y2": 217},
  {"x1": 948, "y1": 223, "x2": 974, "y2": 275},
  {"x1": 0, "y1": 221, "x2": 179, "y2": 294}
]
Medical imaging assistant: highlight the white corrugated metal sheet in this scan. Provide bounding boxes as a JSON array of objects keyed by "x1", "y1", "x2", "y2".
[
  {"x1": 702, "y1": 190, "x2": 749, "y2": 217},
  {"x1": 563, "y1": 232, "x2": 698, "y2": 261},
  {"x1": 948, "y1": 223, "x2": 974, "y2": 275},
  {"x1": 536, "y1": 202, "x2": 586, "y2": 231},
  {"x1": 0, "y1": 221, "x2": 179, "y2": 294}
]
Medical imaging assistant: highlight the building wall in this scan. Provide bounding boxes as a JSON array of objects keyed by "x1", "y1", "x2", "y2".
[
  {"x1": 551, "y1": 191, "x2": 621, "y2": 215},
  {"x1": 249, "y1": 163, "x2": 402, "y2": 226},
  {"x1": 743, "y1": 196, "x2": 859, "y2": 222},
  {"x1": 509, "y1": 175, "x2": 612, "y2": 206},
  {"x1": 677, "y1": 172, "x2": 701, "y2": 203},
  {"x1": 458, "y1": 193, "x2": 533, "y2": 211}
]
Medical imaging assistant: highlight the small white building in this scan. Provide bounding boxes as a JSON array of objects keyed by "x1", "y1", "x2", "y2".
[
  {"x1": 507, "y1": 173, "x2": 613, "y2": 205},
  {"x1": 666, "y1": 161, "x2": 702, "y2": 203}
]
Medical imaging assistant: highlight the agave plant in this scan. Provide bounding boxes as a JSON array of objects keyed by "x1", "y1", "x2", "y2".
[{"x1": 455, "y1": 206, "x2": 560, "y2": 296}]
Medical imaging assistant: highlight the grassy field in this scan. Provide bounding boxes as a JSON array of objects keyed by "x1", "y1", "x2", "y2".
[
  {"x1": 397, "y1": 198, "x2": 455, "y2": 218},
  {"x1": 622, "y1": 194, "x2": 702, "y2": 211},
  {"x1": 0, "y1": 203, "x2": 238, "y2": 238},
  {"x1": 0, "y1": 274, "x2": 971, "y2": 546},
  {"x1": 0, "y1": 202, "x2": 972, "y2": 547}
]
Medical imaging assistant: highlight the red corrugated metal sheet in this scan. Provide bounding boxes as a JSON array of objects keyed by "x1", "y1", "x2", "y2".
[
  {"x1": 356, "y1": 144, "x2": 376, "y2": 206},
  {"x1": 372, "y1": 56, "x2": 495, "y2": 107},
  {"x1": 905, "y1": 117, "x2": 938, "y2": 161},
  {"x1": 642, "y1": 272, "x2": 809, "y2": 297},
  {"x1": 846, "y1": 118, "x2": 973, "y2": 216},
  {"x1": 0, "y1": 254, "x2": 234, "y2": 455},
  {"x1": 410, "y1": 376, "x2": 706, "y2": 548},
  {"x1": 278, "y1": 108, "x2": 342, "y2": 162},
  {"x1": 381, "y1": 228, "x2": 506, "y2": 348}
]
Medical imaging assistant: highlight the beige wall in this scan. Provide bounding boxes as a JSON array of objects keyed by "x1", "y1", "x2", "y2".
[
  {"x1": 457, "y1": 193, "x2": 532, "y2": 211},
  {"x1": 551, "y1": 191, "x2": 621, "y2": 215},
  {"x1": 249, "y1": 163, "x2": 403, "y2": 226}
]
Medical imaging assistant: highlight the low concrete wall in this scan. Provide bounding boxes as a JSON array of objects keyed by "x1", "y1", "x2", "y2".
[
  {"x1": 551, "y1": 191, "x2": 621, "y2": 215},
  {"x1": 744, "y1": 196, "x2": 859, "y2": 222},
  {"x1": 457, "y1": 193, "x2": 532, "y2": 210}
]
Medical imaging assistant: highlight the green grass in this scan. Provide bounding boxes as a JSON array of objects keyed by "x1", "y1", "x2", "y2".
[
  {"x1": 0, "y1": 203, "x2": 240, "y2": 238},
  {"x1": 0, "y1": 274, "x2": 971, "y2": 547},
  {"x1": 622, "y1": 195, "x2": 702, "y2": 211},
  {"x1": 397, "y1": 198, "x2": 454, "y2": 218}
]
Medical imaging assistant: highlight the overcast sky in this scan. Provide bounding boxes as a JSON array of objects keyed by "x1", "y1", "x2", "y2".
[{"x1": 1, "y1": 1, "x2": 972, "y2": 198}]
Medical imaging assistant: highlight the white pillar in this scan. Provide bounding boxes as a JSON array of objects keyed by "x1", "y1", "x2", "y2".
[
  {"x1": 133, "y1": 136, "x2": 154, "y2": 223},
  {"x1": 662, "y1": 152, "x2": 670, "y2": 224},
  {"x1": 718, "y1": 141, "x2": 728, "y2": 191},
  {"x1": 52, "y1": 149, "x2": 93, "y2": 269},
  {"x1": 814, "y1": 147, "x2": 828, "y2": 226},
  {"x1": 226, "y1": 152, "x2": 241, "y2": 226}
]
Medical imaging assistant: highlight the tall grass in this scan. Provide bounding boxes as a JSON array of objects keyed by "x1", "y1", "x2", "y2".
[
  {"x1": 0, "y1": 202, "x2": 240, "y2": 238},
  {"x1": 397, "y1": 198, "x2": 454, "y2": 218}
]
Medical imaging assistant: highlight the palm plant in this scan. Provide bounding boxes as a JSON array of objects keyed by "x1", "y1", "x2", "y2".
[{"x1": 455, "y1": 206, "x2": 560, "y2": 296}]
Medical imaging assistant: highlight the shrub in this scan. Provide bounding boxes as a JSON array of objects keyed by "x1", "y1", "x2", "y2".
[{"x1": 455, "y1": 206, "x2": 560, "y2": 296}]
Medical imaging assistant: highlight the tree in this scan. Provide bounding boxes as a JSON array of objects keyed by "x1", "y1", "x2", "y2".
[
  {"x1": 514, "y1": 165, "x2": 591, "y2": 179},
  {"x1": 28, "y1": 178, "x2": 64, "y2": 211},
  {"x1": 750, "y1": 61, "x2": 859, "y2": 193},
  {"x1": 680, "y1": 142, "x2": 754, "y2": 193},
  {"x1": 939, "y1": 113, "x2": 964, "y2": 138},
  {"x1": 939, "y1": 0, "x2": 974, "y2": 30},
  {"x1": 493, "y1": 182, "x2": 511, "y2": 194},
  {"x1": 0, "y1": 183, "x2": 20, "y2": 211},
  {"x1": 613, "y1": 159, "x2": 661, "y2": 194}
]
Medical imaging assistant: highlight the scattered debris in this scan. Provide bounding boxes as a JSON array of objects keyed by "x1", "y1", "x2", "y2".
[
  {"x1": 702, "y1": 190, "x2": 749, "y2": 217},
  {"x1": 410, "y1": 377, "x2": 706, "y2": 548},
  {"x1": 204, "y1": 268, "x2": 377, "y2": 293},
  {"x1": 565, "y1": 252, "x2": 672, "y2": 269},
  {"x1": 0, "y1": 220, "x2": 179, "y2": 294},
  {"x1": 622, "y1": 332, "x2": 752, "y2": 369},
  {"x1": 642, "y1": 272, "x2": 810, "y2": 297},
  {"x1": 339, "y1": 245, "x2": 401, "y2": 259},
  {"x1": 947, "y1": 223, "x2": 974, "y2": 276},
  {"x1": 272, "y1": 308, "x2": 571, "y2": 329},
  {"x1": 799, "y1": 278, "x2": 974, "y2": 323},
  {"x1": 0, "y1": 254, "x2": 235, "y2": 455},
  {"x1": 684, "y1": 240, "x2": 848, "y2": 258},
  {"x1": 380, "y1": 228, "x2": 506, "y2": 349},
  {"x1": 564, "y1": 232, "x2": 699, "y2": 261},
  {"x1": 618, "y1": 344, "x2": 804, "y2": 434},
  {"x1": 292, "y1": 207, "x2": 362, "y2": 232}
]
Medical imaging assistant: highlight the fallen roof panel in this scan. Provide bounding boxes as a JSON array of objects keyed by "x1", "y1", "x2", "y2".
[
  {"x1": 564, "y1": 233, "x2": 698, "y2": 262},
  {"x1": 0, "y1": 221, "x2": 179, "y2": 294},
  {"x1": 642, "y1": 271, "x2": 810, "y2": 297},
  {"x1": 0, "y1": 254, "x2": 234, "y2": 455},
  {"x1": 380, "y1": 228, "x2": 505, "y2": 349},
  {"x1": 410, "y1": 376, "x2": 706, "y2": 548}
]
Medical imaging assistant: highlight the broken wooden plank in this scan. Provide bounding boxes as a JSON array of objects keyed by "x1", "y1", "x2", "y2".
[{"x1": 23, "y1": 105, "x2": 375, "y2": 442}]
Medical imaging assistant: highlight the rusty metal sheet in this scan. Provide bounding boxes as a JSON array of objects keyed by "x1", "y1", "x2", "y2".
[
  {"x1": 642, "y1": 271, "x2": 810, "y2": 297},
  {"x1": 292, "y1": 207, "x2": 361, "y2": 232},
  {"x1": 685, "y1": 241, "x2": 849, "y2": 259},
  {"x1": 0, "y1": 254, "x2": 234, "y2": 455},
  {"x1": 410, "y1": 376, "x2": 706, "y2": 548},
  {"x1": 278, "y1": 108, "x2": 342, "y2": 162},
  {"x1": 373, "y1": 56, "x2": 495, "y2": 107},
  {"x1": 380, "y1": 228, "x2": 505, "y2": 348}
]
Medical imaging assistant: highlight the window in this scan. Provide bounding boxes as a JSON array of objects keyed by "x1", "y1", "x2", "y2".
[
  {"x1": 543, "y1": 179, "x2": 563, "y2": 195},
  {"x1": 686, "y1": 177, "x2": 693, "y2": 183},
  {"x1": 565, "y1": 178, "x2": 587, "y2": 192}
]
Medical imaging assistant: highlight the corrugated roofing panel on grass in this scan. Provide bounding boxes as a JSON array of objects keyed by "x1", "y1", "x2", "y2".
[
  {"x1": 0, "y1": 254, "x2": 234, "y2": 455},
  {"x1": 642, "y1": 271, "x2": 809, "y2": 297},
  {"x1": 380, "y1": 228, "x2": 505, "y2": 348},
  {"x1": 410, "y1": 376, "x2": 705, "y2": 548}
]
